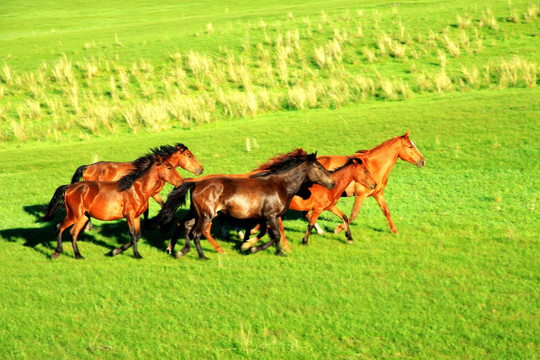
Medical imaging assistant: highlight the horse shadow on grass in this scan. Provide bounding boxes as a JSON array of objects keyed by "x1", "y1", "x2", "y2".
[{"x1": 0, "y1": 204, "x2": 177, "y2": 259}]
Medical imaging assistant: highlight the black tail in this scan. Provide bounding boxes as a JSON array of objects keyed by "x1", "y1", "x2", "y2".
[
  {"x1": 155, "y1": 182, "x2": 196, "y2": 231},
  {"x1": 42, "y1": 185, "x2": 69, "y2": 221},
  {"x1": 71, "y1": 165, "x2": 88, "y2": 184}
]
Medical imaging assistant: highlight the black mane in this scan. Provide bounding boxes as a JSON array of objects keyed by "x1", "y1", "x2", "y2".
[
  {"x1": 329, "y1": 157, "x2": 361, "y2": 174},
  {"x1": 117, "y1": 145, "x2": 181, "y2": 191},
  {"x1": 250, "y1": 151, "x2": 317, "y2": 178}
]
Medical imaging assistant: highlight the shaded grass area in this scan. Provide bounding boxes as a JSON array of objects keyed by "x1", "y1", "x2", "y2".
[{"x1": 0, "y1": 88, "x2": 538, "y2": 358}]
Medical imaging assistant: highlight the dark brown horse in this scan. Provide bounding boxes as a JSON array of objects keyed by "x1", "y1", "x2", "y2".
[
  {"x1": 165, "y1": 148, "x2": 311, "y2": 255},
  {"x1": 43, "y1": 148, "x2": 184, "y2": 259},
  {"x1": 316, "y1": 131, "x2": 425, "y2": 234},
  {"x1": 70, "y1": 143, "x2": 203, "y2": 221},
  {"x1": 241, "y1": 157, "x2": 377, "y2": 250},
  {"x1": 156, "y1": 151, "x2": 335, "y2": 259}
]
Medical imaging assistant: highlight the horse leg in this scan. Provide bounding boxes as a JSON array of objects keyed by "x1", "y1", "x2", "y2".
[
  {"x1": 69, "y1": 218, "x2": 89, "y2": 259},
  {"x1": 278, "y1": 217, "x2": 291, "y2": 251},
  {"x1": 52, "y1": 219, "x2": 73, "y2": 259},
  {"x1": 192, "y1": 216, "x2": 212, "y2": 260},
  {"x1": 176, "y1": 216, "x2": 196, "y2": 258},
  {"x1": 128, "y1": 217, "x2": 143, "y2": 259},
  {"x1": 302, "y1": 209, "x2": 323, "y2": 246},
  {"x1": 306, "y1": 210, "x2": 325, "y2": 235},
  {"x1": 203, "y1": 222, "x2": 225, "y2": 254},
  {"x1": 112, "y1": 217, "x2": 142, "y2": 258},
  {"x1": 251, "y1": 218, "x2": 285, "y2": 256},
  {"x1": 327, "y1": 206, "x2": 353, "y2": 243},
  {"x1": 373, "y1": 192, "x2": 398, "y2": 234},
  {"x1": 240, "y1": 221, "x2": 264, "y2": 251},
  {"x1": 337, "y1": 193, "x2": 366, "y2": 234}
]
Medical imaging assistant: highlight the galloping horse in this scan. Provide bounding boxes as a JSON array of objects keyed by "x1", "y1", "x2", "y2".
[
  {"x1": 70, "y1": 143, "x2": 203, "y2": 222},
  {"x1": 317, "y1": 131, "x2": 425, "y2": 234},
  {"x1": 156, "y1": 151, "x2": 335, "y2": 259},
  {"x1": 43, "y1": 148, "x2": 184, "y2": 259},
  {"x1": 165, "y1": 148, "x2": 311, "y2": 255},
  {"x1": 241, "y1": 157, "x2": 377, "y2": 250}
]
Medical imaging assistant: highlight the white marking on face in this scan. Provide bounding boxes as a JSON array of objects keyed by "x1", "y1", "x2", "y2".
[{"x1": 410, "y1": 140, "x2": 417, "y2": 150}]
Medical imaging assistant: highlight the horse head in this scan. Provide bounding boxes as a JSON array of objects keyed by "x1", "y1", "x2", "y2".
[
  {"x1": 306, "y1": 152, "x2": 336, "y2": 189},
  {"x1": 156, "y1": 155, "x2": 184, "y2": 188},
  {"x1": 169, "y1": 144, "x2": 204, "y2": 176},
  {"x1": 399, "y1": 131, "x2": 425, "y2": 168},
  {"x1": 351, "y1": 158, "x2": 377, "y2": 190}
]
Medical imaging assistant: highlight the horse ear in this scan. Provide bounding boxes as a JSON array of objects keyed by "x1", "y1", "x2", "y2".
[
  {"x1": 353, "y1": 158, "x2": 363, "y2": 165},
  {"x1": 157, "y1": 154, "x2": 164, "y2": 164},
  {"x1": 404, "y1": 131, "x2": 410, "y2": 137}
]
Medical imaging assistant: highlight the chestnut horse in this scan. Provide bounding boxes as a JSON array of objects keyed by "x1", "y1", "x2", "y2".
[
  {"x1": 43, "y1": 148, "x2": 184, "y2": 259},
  {"x1": 241, "y1": 157, "x2": 377, "y2": 250},
  {"x1": 70, "y1": 143, "x2": 203, "y2": 222},
  {"x1": 156, "y1": 151, "x2": 335, "y2": 259},
  {"x1": 165, "y1": 148, "x2": 312, "y2": 255},
  {"x1": 317, "y1": 131, "x2": 425, "y2": 234}
]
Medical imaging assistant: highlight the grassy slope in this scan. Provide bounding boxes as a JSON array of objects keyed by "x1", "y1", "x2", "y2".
[
  {"x1": 0, "y1": 0, "x2": 538, "y2": 358},
  {"x1": 0, "y1": 87, "x2": 538, "y2": 358}
]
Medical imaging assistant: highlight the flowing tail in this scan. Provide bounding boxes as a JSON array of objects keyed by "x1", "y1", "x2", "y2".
[
  {"x1": 42, "y1": 185, "x2": 69, "y2": 221},
  {"x1": 70, "y1": 165, "x2": 88, "y2": 184},
  {"x1": 155, "y1": 182, "x2": 196, "y2": 231}
]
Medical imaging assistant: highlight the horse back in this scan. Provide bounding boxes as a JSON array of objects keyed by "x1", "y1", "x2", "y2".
[
  {"x1": 83, "y1": 161, "x2": 135, "y2": 182},
  {"x1": 191, "y1": 177, "x2": 280, "y2": 220}
]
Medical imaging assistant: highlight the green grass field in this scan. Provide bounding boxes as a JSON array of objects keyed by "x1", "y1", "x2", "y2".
[{"x1": 0, "y1": 0, "x2": 539, "y2": 359}]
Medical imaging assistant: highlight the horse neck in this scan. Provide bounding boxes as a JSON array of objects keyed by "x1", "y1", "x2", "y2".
[
  {"x1": 272, "y1": 162, "x2": 311, "y2": 198},
  {"x1": 363, "y1": 138, "x2": 402, "y2": 182},
  {"x1": 330, "y1": 163, "x2": 357, "y2": 193},
  {"x1": 129, "y1": 164, "x2": 165, "y2": 198}
]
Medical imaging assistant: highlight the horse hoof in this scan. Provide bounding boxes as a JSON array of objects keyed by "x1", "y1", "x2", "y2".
[
  {"x1": 240, "y1": 242, "x2": 252, "y2": 251},
  {"x1": 276, "y1": 252, "x2": 287, "y2": 257},
  {"x1": 217, "y1": 249, "x2": 225, "y2": 254},
  {"x1": 112, "y1": 248, "x2": 122, "y2": 256},
  {"x1": 283, "y1": 245, "x2": 291, "y2": 252},
  {"x1": 134, "y1": 255, "x2": 143, "y2": 259},
  {"x1": 175, "y1": 251, "x2": 186, "y2": 258},
  {"x1": 199, "y1": 256, "x2": 210, "y2": 261},
  {"x1": 75, "y1": 255, "x2": 85, "y2": 260},
  {"x1": 250, "y1": 247, "x2": 258, "y2": 254},
  {"x1": 51, "y1": 252, "x2": 61, "y2": 260},
  {"x1": 348, "y1": 240, "x2": 354, "y2": 244}
]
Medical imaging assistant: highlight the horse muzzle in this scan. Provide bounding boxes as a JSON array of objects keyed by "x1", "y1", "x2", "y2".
[
  {"x1": 195, "y1": 168, "x2": 204, "y2": 176},
  {"x1": 417, "y1": 158, "x2": 425, "y2": 168},
  {"x1": 325, "y1": 180, "x2": 336, "y2": 189}
]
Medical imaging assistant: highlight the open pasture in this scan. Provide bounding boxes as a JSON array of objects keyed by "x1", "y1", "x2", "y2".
[{"x1": 0, "y1": 0, "x2": 539, "y2": 358}]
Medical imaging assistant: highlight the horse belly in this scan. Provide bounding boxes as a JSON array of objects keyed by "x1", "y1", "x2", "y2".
[
  {"x1": 85, "y1": 191, "x2": 125, "y2": 221},
  {"x1": 220, "y1": 195, "x2": 264, "y2": 220}
]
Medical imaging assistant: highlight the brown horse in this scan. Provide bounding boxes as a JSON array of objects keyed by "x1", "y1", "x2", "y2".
[
  {"x1": 165, "y1": 148, "x2": 311, "y2": 255},
  {"x1": 70, "y1": 143, "x2": 203, "y2": 211},
  {"x1": 156, "y1": 151, "x2": 335, "y2": 259},
  {"x1": 241, "y1": 157, "x2": 377, "y2": 250},
  {"x1": 43, "y1": 148, "x2": 184, "y2": 259},
  {"x1": 317, "y1": 131, "x2": 425, "y2": 234}
]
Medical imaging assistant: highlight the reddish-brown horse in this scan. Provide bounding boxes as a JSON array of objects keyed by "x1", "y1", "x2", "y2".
[
  {"x1": 165, "y1": 148, "x2": 311, "y2": 255},
  {"x1": 156, "y1": 151, "x2": 336, "y2": 259},
  {"x1": 317, "y1": 131, "x2": 425, "y2": 234},
  {"x1": 43, "y1": 148, "x2": 184, "y2": 259},
  {"x1": 241, "y1": 157, "x2": 377, "y2": 250},
  {"x1": 70, "y1": 143, "x2": 203, "y2": 210}
]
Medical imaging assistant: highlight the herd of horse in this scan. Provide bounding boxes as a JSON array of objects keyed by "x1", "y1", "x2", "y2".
[{"x1": 42, "y1": 132, "x2": 425, "y2": 260}]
